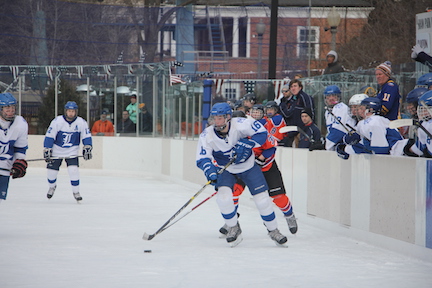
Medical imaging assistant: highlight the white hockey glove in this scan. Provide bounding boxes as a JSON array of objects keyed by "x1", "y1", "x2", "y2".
[
  {"x1": 83, "y1": 145, "x2": 93, "y2": 160},
  {"x1": 411, "y1": 44, "x2": 423, "y2": 59},
  {"x1": 43, "y1": 148, "x2": 52, "y2": 162}
]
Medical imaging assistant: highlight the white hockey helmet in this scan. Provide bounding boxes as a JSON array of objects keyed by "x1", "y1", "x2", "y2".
[{"x1": 349, "y1": 94, "x2": 368, "y2": 106}]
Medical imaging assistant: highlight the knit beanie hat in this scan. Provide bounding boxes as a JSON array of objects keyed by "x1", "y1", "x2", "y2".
[
  {"x1": 376, "y1": 61, "x2": 392, "y2": 78},
  {"x1": 301, "y1": 107, "x2": 313, "y2": 119}
]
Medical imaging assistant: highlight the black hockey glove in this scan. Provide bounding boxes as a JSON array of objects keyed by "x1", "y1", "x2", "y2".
[
  {"x1": 11, "y1": 159, "x2": 28, "y2": 179},
  {"x1": 83, "y1": 145, "x2": 92, "y2": 160},
  {"x1": 43, "y1": 148, "x2": 52, "y2": 162},
  {"x1": 336, "y1": 143, "x2": 349, "y2": 160}
]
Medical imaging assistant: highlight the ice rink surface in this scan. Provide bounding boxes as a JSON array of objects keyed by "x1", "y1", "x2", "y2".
[{"x1": 1, "y1": 168, "x2": 432, "y2": 288}]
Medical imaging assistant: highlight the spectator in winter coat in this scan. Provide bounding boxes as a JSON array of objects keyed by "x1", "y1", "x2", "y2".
[
  {"x1": 375, "y1": 61, "x2": 401, "y2": 121},
  {"x1": 91, "y1": 111, "x2": 114, "y2": 136},
  {"x1": 278, "y1": 79, "x2": 315, "y2": 147},
  {"x1": 323, "y1": 50, "x2": 345, "y2": 75}
]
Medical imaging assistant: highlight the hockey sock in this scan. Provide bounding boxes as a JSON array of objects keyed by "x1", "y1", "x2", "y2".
[
  {"x1": 67, "y1": 165, "x2": 80, "y2": 193},
  {"x1": 47, "y1": 169, "x2": 59, "y2": 187},
  {"x1": 271, "y1": 194, "x2": 293, "y2": 216},
  {"x1": 217, "y1": 186, "x2": 238, "y2": 227},
  {"x1": 253, "y1": 191, "x2": 277, "y2": 231}
]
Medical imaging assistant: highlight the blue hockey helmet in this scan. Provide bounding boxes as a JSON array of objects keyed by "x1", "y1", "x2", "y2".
[
  {"x1": 360, "y1": 97, "x2": 382, "y2": 114},
  {"x1": 417, "y1": 72, "x2": 432, "y2": 88},
  {"x1": 417, "y1": 90, "x2": 432, "y2": 121},
  {"x1": 210, "y1": 102, "x2": 232, "y2": 132},
  {"x1": 65, "y1": 101, "x2": 78, "y2": 110},
  {"x1": 323, "y1": 85, "x2": 341, "y2": 96},
  {"x1": 0, "y1": 92, "x2": 17, "y2": 107},
  {"x1": 211, "y1": 102, "x2": 232, "y2": 116},
  {"x1": 324, "y1": 85, "x2": 341, "y2": 108},
  {"x1": 0, "y1": 92, "x2": 17, "y2": 121},
  {"x1": 406, "y1": 87, "x2": 428, "y2": 104}
]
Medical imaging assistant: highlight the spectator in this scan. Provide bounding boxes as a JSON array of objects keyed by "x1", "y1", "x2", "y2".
[
  {"x1": 117, "y1": 110, "x2": 136, "y2": 134},
  {"x1": 275, "y1": 84, "x2": 291, "y2": 105},
  {"x1": 138, "y1": 103, "x2": 153, "y2": 133},
  {"x1": 43, "y1": 101, "x2": 92, "y2": 202},
  {"x1": 324, "y1": 85, "x2": 356, "y2": 151},
  {"x1": 126, "y1": 95, "x2": 138, "y2": 124},
  {"x1": 298, "y1": 108, "x2": 323, "y2": 150},
  {"x1": 411, "y1": 44, "x2": 432, "y2": 71},
  {"x1": 375, "y1": 61, "x2": 401, "y2": 120},
  {"x1": 91, "y1": 111, "x2": 114, "y2": 136},
  {"x1": 279, "y1": 79, "x2": 315, "y2": 147},
  {"x1": 323, "y1": 50, "x2": 344, "y2": 75}
]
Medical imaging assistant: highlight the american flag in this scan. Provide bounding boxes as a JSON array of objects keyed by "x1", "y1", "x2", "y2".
[{"x1": 170, "y1": 74, "x2": 186, "y2": 85}]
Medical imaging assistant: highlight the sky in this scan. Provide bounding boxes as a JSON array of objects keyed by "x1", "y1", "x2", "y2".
[{"x1": 1, "y1": 168, "x2": 432, "y2": 288}]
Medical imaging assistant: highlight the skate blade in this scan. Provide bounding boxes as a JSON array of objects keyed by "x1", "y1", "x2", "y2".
[
  {"x1": 228, "y1": 235, "x2": 243, "y2": 248},
  {"x1": 219, "y1": 233, "x2": 228, "y2": 239},
  {"x1": 275, "y1": 241, "x2": 288, "y2": 248}
]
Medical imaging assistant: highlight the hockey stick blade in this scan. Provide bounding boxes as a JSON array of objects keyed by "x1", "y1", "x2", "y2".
[
  {"x1": 388, "y1": 119, "x2": 414, "y2": 129},
  {"x1": 279, "y1": 126, "x2": 298, "y2": 133},
  {"x1": 142, "y1": 233, "x2": 155, "y2": 241}
]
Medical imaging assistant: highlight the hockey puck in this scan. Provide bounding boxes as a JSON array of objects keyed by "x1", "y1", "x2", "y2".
[{"x1": 144, "y1": 250, "x2": 152, "y2": 253}]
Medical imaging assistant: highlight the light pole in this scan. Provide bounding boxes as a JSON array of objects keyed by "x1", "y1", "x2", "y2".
[
  {"x1": 327, "y1": 6, "x2": 341, "y2": 51},
  {"x1": 256, "y1": 19, "x2": 266, "y2": 79}
]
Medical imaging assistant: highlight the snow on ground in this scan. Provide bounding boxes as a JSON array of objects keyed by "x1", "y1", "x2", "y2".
[{"x1": 1, "y1": 168, "x2": 432, "y2": 288}]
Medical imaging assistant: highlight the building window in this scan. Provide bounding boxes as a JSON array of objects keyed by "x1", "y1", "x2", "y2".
[{"x1": 297, "y1": 26, "x2": 319, "y2": 59}]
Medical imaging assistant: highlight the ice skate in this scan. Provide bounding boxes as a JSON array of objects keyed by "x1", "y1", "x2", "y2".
[
  {"x1": 226, "y1": 222, "x2": 242, "y2": 247},
  {"x1": 219, "y1": 224, "x2": 228, "y2": 238},
  {"x1": 219, "y1": 213, "x2": 240, "y2": 238},
  {"x1": 47, "y1": 185, "x2": 56, "y2": 199},
  {"x1": 285, "y1": 213, "x2": 298, "y2": 234},
  {"x1": 268, "y1": 228, "x2": 288, "y2": 247},
  {"x1": 73, "y1": 192, "x2": 82, "y2": 202}
]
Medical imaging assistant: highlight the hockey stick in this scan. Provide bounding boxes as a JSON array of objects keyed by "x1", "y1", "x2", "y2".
[
  {"x1": 142, "y1": 157, "x2": 236, "y2": 241},
  {"x1": 325, "y1": 106, "x2": 355, "y2": 135},
  {"x1": 160, "y1": 191, "x2": 218, "y2": 232},
  {"x1": 279, "y1": 125, "x2": 315, "y2": 143},
  {"x1": 27, "y1": 156, "x2": 84, "y2": 162},
  {"x1": 389, "y1": 118, "x2": 432, "y2": 139}
]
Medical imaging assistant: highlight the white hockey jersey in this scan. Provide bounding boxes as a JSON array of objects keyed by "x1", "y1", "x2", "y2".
[
  {"x1": 44, "y1": 115, "x2": 92, "y2": 158},
  {"x1": 325, "y1": 102, "x2": 356, "y2": 151},
  {"x1": 0, "y1": 116, "x2": 28, "y2": 177},
  {"x1": 345, "y1": 114, "x2": 403, "y2": 155},
  {"x1": 196, "y1": 117, "x2": 267, "y2": 174}
]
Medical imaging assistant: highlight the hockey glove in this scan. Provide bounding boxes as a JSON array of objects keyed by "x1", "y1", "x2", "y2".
[
  {"x1": 336, "y1": 143, "x2": 349, "y2": 160},
  {"x1": 308, "y1": 141, "x2": 325, "y2": 151},
  {"x1": 234, "y1": 138, "x2": 255, "y2": 164},
  {"x1": 43, "y1": 148, "x2": 52, "y2": 162},
  {"x1": 11, "y1": 159, "x2": 28, "y2": 179},
  {"x1": 83, "y1": 145, "x2": 93, "y2": 160},
  {"x1": 343, "y1": 132, "x2": 360, "y2": 145},
  {"x1": 200, "y1": 161, "x2": 218, "y2": 185}
]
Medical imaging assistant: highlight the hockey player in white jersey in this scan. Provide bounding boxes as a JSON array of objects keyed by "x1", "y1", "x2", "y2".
[
  {"x1": 324, "y1": 85, "x2": 356, "y2": 150},
  {"x1": 336, "y1": 97, "x2": 404, "y2": 159},
  {"x1": 196, "y1": 102, "x2": 287, "y2": 247},
  {"x1": 0, "y1": 93, "x2": 28, "y2": 204},
  {"x1": 406, "y1": 90, "x2": 432, "y2": 157},
  {"x1": 43, "y1": 101, "x2": 93, "y2": 202}
]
